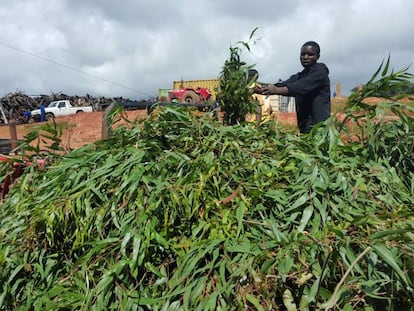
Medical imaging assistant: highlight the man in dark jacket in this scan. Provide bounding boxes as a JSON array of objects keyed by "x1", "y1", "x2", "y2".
[{"x1": 255, "y1": 41, "x2": 331, "y2": 133}]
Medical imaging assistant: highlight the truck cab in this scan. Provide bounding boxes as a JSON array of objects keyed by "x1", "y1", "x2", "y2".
[{"x1": 31, "y1": 100, "x2": 93, "y2": 121}]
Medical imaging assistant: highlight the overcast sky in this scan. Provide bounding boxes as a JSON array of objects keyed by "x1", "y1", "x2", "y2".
[{"x1": 0, "y1": 0, "x2": 413, "y2": 100}]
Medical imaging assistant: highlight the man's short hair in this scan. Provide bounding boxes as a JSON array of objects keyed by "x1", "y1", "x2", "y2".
[{"x1": 302, "y1": 41, "x2": 320, "y2": 56}]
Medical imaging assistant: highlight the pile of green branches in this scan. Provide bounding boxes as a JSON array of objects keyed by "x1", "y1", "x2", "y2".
[{"x1": 0, "y1": 63, "x2": 413, "y2": 310}]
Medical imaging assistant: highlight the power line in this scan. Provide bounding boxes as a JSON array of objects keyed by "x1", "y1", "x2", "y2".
[{"x1": 0, "y1": 41, "x2": 154, "y2": 98}]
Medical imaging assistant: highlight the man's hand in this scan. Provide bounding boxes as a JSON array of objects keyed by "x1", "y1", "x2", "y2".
[
  {"x1": 261, "y1": 85, "x2": 278, "y2": 95},
  {"x1": 253, "y1": 84, "x2": 288, "y2": 95},
  {"x1": 253, "y1": 85, "x2": 264, "y2": 94}
]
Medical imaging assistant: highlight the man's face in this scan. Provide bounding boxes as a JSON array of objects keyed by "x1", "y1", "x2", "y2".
[{"x1": 300, "y1": 45, "x2": 319, "y2": 68}]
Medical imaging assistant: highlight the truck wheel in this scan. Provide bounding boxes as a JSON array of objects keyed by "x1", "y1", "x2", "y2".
[
  {"x1": 46, "y1": 113, "x2": 55, "y2": 121},
  {"x1": 181, "y1": 91, "x2": 199, "y2": 104}
]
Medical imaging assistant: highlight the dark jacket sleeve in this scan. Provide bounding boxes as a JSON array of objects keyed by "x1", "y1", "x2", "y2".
[
  {"x1": 275, "y1": 73, "x2": 300, "y2": 87},
  {"x1": 280, "y1": 63, "x2": 329, "y2": 97}
]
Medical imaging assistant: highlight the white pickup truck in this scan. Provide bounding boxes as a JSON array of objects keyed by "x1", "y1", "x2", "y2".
[{"x1": 31, "y1": 100, "x2": 93, "y2": 121}]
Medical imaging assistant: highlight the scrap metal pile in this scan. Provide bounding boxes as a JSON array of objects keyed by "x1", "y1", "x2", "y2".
[{"x1": 0, "y1": 91, "x2": 138, "y2": 124}]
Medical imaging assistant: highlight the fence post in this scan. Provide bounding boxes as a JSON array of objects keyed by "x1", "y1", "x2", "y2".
[
  {"x1": 9, "y1": 122, "x2": 18, "y2": 151},
  {"x1": 8, "y1": 109, "x2": 18, "y2": 152},
  {"x1": 101, "y1": 103, "x2": 115, "y2": 140}
]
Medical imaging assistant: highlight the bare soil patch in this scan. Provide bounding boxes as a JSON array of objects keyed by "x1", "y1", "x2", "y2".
[
  {"x1": 0, "y1": 110, "x2": 148, "y2": 151},
  {"x1": 7, "y1": 97, "x2": 407, "y2": 152}
]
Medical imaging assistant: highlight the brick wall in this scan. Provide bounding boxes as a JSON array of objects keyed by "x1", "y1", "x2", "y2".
[{"x1": 272, "y1": 112, "x2": 297, "y2": 125}]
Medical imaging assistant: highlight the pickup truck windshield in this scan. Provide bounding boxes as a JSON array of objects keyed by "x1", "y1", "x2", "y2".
[{"x1": 47, "y1": 102, "x2": 59, "y2": 108}]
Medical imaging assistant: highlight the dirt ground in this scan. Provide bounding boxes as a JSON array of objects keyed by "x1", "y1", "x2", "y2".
[
  {"x1": 0, "y1": 110, "x2": 148, "y2": 151},
  {"x1": 3, "y1": 97, "x2": 401, "y2": 153},
  {"x1": 0, "y1": 108, "x2": 300, "y2": 153}
]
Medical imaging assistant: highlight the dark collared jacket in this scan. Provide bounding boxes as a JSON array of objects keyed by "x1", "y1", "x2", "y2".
[{"x1": 277, "y1": 62, "x2": 331, "y2": 133}]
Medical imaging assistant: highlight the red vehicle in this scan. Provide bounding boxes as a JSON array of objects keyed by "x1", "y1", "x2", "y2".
[{"x1": 168, "y1": 87, "x2": 212, "y2": 104}]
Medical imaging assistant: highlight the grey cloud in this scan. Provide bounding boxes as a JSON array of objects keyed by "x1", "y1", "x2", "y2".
[{"x1": 0, "y1": 0, "x2": 412, "y2": 99}]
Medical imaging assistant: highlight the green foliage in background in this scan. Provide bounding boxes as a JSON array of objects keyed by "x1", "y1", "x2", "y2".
[
  {"x1": 1, "y1": 61, "x2": 414, "y2": 310},
  {"x1": 349, "y1": 57, "x2": 414, "y2": 103},
  {"x1": 216, "y1": 28, "x2": 259, "y2": 125},
  {"x1": 352, "y1": 80, "x2": 414, "y2": 97}
]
